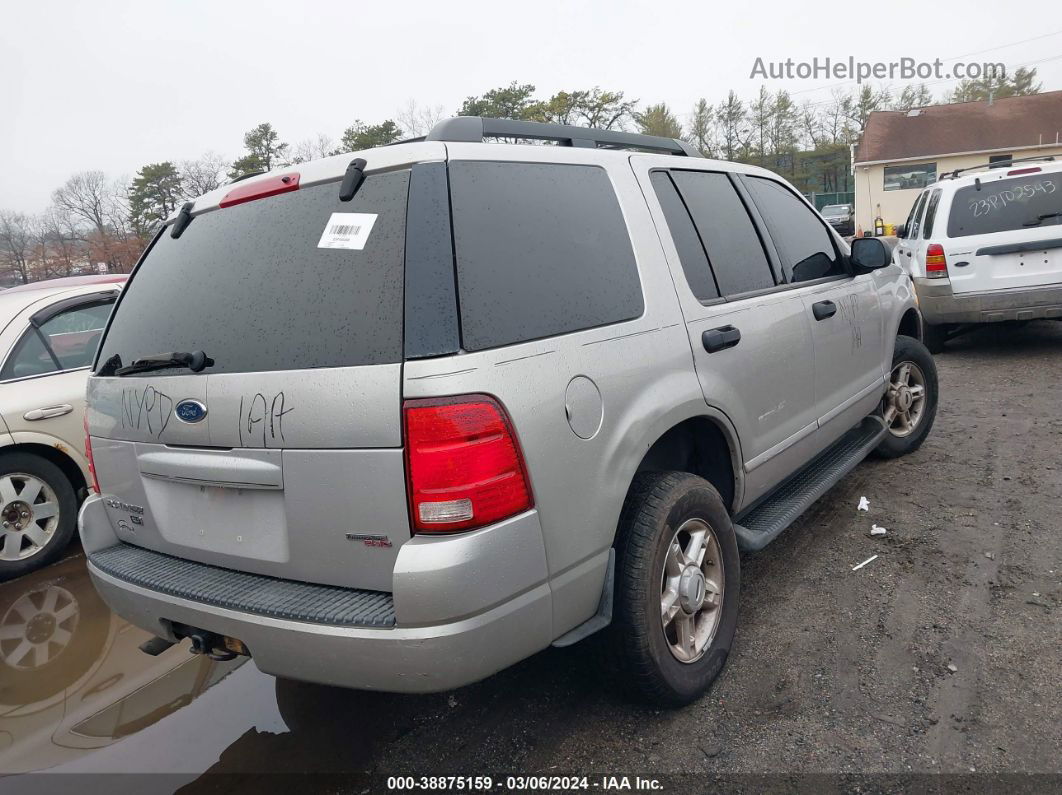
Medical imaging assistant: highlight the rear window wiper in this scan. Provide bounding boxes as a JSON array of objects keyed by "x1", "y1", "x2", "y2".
[
  {"x1": 114, "y1": 350, "x2": 214, "y2": 377},
  {"x1": 1023, "y1": 211, "x2": 1062, "y2": 227}
]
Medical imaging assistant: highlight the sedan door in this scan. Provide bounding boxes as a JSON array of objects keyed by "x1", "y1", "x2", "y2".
[{"x1": 0, "y1": 294, "x2": 118, "y2": 478}]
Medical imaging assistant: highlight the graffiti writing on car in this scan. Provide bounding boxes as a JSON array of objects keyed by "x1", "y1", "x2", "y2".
[
  {"x1": 238, "y1": 392, "x2": 295, "y2": 448},
  {"x1": 121, "y1": 385, "x2": 173, "y2": 437},
  {"x1": 968, "y1": 179, "x2": 1057, "y2": 216}
]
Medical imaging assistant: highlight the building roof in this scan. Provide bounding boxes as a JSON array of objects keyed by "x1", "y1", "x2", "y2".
[{"x1": 854, "y1": 91, "x2": 1062, "y2": 165}]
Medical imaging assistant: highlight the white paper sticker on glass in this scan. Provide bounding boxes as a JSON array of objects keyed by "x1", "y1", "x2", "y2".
[{"x1": 318, "y1": 212, "x2": 378, "y2": 250}]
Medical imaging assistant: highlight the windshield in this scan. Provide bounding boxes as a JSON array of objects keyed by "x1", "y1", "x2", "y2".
[
  {"x1": 947, "y1": 171, "x2": 1062, "y2": 238},
  {"x1": 97, "y1": 172, "x2": 410, "y2": 375},
  {"x1": 821, "y1": 205, "x2": 850, "y2": 217}
]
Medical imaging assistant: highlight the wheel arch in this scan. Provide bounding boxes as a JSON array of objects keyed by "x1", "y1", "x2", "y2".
[
  {"x1": 632, "y1": 413, "x2": 741, "y2": 514},
  {"x1": 0, "y1": 439, "x2": 88, "y2": 502},
  {"x1": 897, "y1": 306, "x2": 923, "y2": 342}
]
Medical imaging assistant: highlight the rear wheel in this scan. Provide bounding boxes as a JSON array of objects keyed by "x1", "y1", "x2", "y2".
[
  {"x1": 608, "y1": 471, "x2": 740, "y2": 706},
  {"x1": 875, "y1": 335, "x2": 939, "y2": 459},
  {"x1": 0, "y1": 453, "x2": 78, "y2": 582}
]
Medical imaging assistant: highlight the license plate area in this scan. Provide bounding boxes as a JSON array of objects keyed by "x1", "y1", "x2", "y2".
[{"x1": 143, "y1": 479, "x2": 289, "y2": 563}]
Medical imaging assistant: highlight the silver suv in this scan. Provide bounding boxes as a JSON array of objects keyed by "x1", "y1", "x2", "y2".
[{"x1": 78, "y1": 117, "x2": 938, "y2": 706}]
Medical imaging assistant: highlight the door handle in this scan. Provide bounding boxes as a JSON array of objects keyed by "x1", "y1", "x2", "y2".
[
  {"x1": 702, "y1": 325, "x2": 741, "y2": 353},
  {"x1": 24, "y1": 404, "x2": 74, "y2": 421},
  {"x1": 812, "y1": 300, "x2": 837, "y2": 321}
]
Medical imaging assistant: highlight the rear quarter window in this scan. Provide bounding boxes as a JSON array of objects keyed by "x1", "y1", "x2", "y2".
[
  {"x1": 97, "y1": 172, "x2": 410, "y2": 375},
  {"x1": 449, "y1": 161, "x2": 643, "y2": 351},
  {"x1": 947, "y1": 172, "x2": 1062, "y2": 237}
]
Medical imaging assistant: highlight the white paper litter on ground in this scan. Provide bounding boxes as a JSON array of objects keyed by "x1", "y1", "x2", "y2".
[
  {"x1": 871, "y1": 525, "x2": 887, "y2": 536},
  {"x1": 852, "y1": 555, "x2": 878, "y2": 571},
  {"x1": 857, "y1": 496, "x2": 870, "y2": 512}
]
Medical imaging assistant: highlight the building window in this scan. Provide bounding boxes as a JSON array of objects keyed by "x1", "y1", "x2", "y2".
[
  {"x1": 883, "y1": 162, "x2": 937, "y2": 191},
  {"x1": 989, "y1": 154, "x2": 1013, "y2": 168}
]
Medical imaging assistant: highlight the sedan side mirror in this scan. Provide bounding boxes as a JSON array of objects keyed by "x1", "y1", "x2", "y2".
[{"x1": 850, "y1": 237, "x2": 891, "y2": 272}]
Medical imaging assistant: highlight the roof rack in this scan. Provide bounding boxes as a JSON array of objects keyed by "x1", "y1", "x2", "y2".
[
  {"x1": 939, "y1": 154, "x2": 1056, "y2": 180},
  {"x1": 424, "y1": 116, "x2": 703, "y2": 158}
]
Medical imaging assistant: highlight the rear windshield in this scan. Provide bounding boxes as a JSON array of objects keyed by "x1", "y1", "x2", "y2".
[
  {"x1": 98, "y1": 172, "x2": 409, "y2": 375},
  {"x1": 947, "y1": 171, "x2": 1062, "y2": 238}
]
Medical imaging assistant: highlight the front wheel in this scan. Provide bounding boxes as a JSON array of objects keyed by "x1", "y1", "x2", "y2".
[
  {"x1": 608, "y1": 472, "x2": 740, "y2": 707},
  {"x1": 875, "y1": 335, "x2": 939, "y2": 459}
]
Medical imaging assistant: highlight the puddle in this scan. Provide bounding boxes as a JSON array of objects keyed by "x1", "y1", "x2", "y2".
[{"x1": 0, "y1": 554, "x2": 307, "y2": 785}]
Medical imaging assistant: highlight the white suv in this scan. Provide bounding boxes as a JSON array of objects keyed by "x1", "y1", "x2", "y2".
[{"x1": 894, "y1": 157, "x2": 1062, "y2": 352}]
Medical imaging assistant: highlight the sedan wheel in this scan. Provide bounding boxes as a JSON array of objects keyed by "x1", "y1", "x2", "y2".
[{"x1": 1, "y1": 473, "x2": 61, "y2": 562}]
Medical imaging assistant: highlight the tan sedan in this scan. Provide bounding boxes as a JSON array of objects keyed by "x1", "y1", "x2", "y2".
[{"x1": 0, "y1": 276, "x2": 126, "y2": 579}]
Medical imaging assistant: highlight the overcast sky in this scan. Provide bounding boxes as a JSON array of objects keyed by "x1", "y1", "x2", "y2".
[{"x1": 3, "y1": 0, "x2": 1062, "y2": 213}]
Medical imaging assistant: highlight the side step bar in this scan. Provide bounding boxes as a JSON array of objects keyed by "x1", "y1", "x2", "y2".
[{"x1": 733, "y1": 417, "x2": 887, "y2": 552}]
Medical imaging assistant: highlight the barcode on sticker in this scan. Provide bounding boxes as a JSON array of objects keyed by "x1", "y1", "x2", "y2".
[{"x1": 317, "y1": 212, "x2": 377, "y2": 250}]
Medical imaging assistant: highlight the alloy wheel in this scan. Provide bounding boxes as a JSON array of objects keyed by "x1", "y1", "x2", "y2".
[
  {"x1": 884, "y1": 361, "x2": 928, "y2": 438},
  {"x1": 0, "y1": 473, "x2": 61, "y2": 561},
  {"x1": 659, "y1": 517, "x2": 725, "y2": 663}
]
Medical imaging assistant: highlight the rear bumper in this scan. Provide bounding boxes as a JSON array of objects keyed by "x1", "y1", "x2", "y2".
[
  {"x1": 79, "y1": 495, "x2": 554, "y2": 693},
  {"x1": 914, "y1": 278, "x2": 1062, "y2": 324}
]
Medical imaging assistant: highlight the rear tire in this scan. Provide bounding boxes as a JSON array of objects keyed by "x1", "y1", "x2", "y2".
[
  {"x1": 875, "y1": 335, "x2": 938, "y2": 459},
  {"x1": 608, "y1": 471, "x2": 740, "y2": 707},
  {"x1": 923, "y1": 322, "x2": 948, "y2": 354},
  {"x1": 0, "y1": 453, "x2": 78, "y2": 582}
]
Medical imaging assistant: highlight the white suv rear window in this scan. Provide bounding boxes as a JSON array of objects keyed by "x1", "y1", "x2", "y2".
[{"x1": 947, "y1": 171, "x2": 1061, "y2": 238}]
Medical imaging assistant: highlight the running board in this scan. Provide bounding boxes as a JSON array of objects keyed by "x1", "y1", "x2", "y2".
[{"x1": 733, "y1": 417, "x2": 887, "y2": 552}]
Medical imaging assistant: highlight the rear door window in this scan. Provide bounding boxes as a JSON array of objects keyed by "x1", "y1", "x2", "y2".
[
  {"x1": 744, "y1": 176, "x2": 845, "y2": 283},
  {"x1": 649, "y1": 170, "x2": 720, "y2": 302},
  {"x1": 909, "y1": 191, "x2": 929, "y2": 239},
  {"x1": 2, "y1": 299, "x2": 114, "y2": 380},
  {"x1": 922, "y1": 188, "x2": 943, "y2": 238},
  {"x1": 97, "y1": 172, "x2": 410, "y2": 375},
  {"x1": 947, "y1": 171, "x2": 1062, "y2": 237},
  {"x1": 449, "y1": 161, "x2": 643, "y2": 351},
  {"x1": 670, "y1": 170, "x2": 775, "y2": 296}
]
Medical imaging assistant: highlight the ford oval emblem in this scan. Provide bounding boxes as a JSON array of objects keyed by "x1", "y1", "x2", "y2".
[{"x1": 175, "y1": 399, "x2": 208, "y2": 424}]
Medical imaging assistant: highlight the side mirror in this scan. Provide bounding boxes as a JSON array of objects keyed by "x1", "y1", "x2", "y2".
[
  {"x1": 850, "y1": 237, "x2": 891, "y2": 272},
  {"x1": 895, "y1": 223, "x2": 907, "y2": 239}
]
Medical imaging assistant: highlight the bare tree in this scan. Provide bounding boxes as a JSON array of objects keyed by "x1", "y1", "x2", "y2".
[
  {"x1": 799, "y1": 100, "x2": 826, "y2": 149},
  {"x1": 290, "y1": 133, "x2": 337, "y2": 164},
  {"x1": 396, "y1": 99, "x2": 447, "y2": 138},
  {"x1": 40, "y1": 207, "x2": 80, "y2": 277},
  {"x1": 0, "y1": 210, "x2": 35, "y2": 284},
  {"x1": 52, "y1": 171, "x2": 116, "y2": 271},
  {"x1": 180, "y1": 152, "x2": 229, "y2": 199}
]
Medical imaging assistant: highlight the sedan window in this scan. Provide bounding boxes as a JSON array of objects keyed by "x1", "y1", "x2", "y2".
[{"x1": 1, "y1": 300, "x2": 114, "y2": 380}]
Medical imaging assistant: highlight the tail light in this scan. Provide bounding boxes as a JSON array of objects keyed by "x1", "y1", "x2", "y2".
[
  {"x1": 404, "y1": 395, "x2": 532, "y2": 533},
  {"x1": 1007, "y1": 167, "x2": 1041, "y2": 176},
  {"x1": 84, "y1": 414, "x2": 100, "y2": 493},
  {"x1": 925, "y1": 243, "x2": 948, "y2": 279}
]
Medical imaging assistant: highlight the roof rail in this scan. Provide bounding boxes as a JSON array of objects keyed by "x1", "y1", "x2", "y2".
[
  {"x1": 425, "y1": 116, "x2": 703, "y2": 158},
  {"x1": 939, "y1": 154, "x2": 1056, "y2": 180}
]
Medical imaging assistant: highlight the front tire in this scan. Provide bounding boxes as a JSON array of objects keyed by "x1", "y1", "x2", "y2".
[
  {"x1": 0, "y1": 453, "x2": 78, "y2": 582},
  {"x1": 875, "y1": 335, "x2": 939, "y2": 459},
  {"x1": 609, "y1": 472, "x2": 740, "y2": 706}
]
